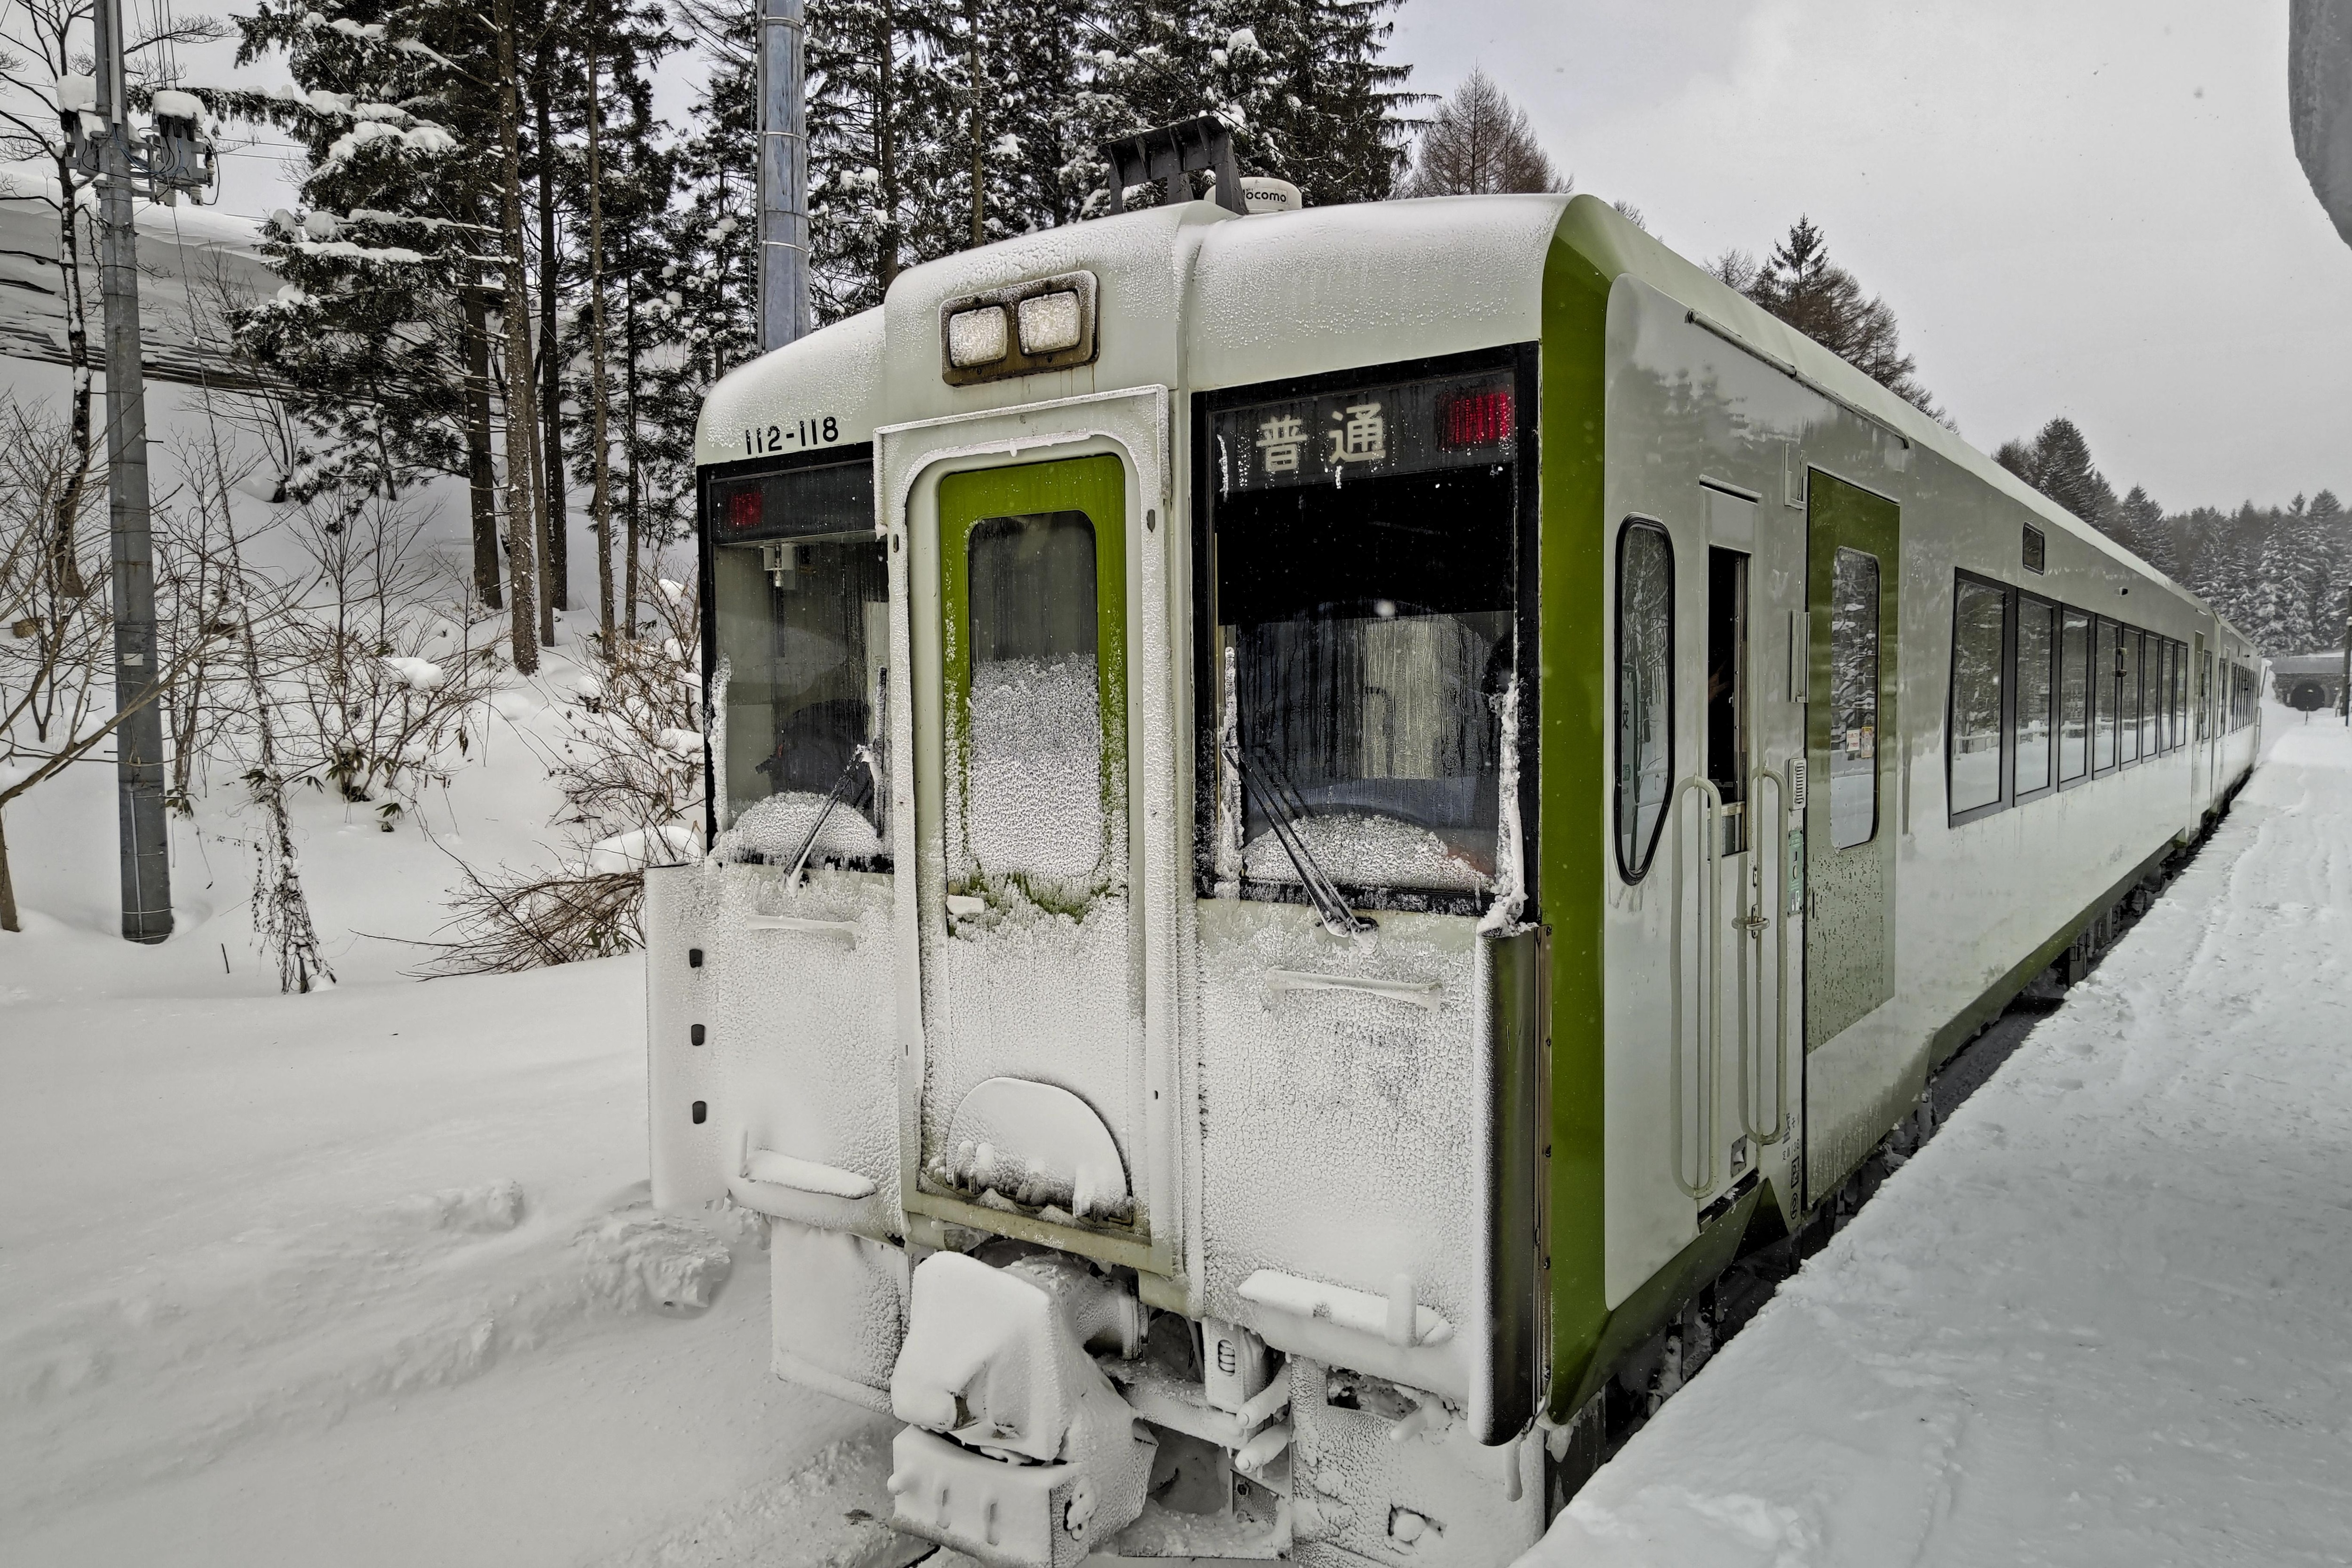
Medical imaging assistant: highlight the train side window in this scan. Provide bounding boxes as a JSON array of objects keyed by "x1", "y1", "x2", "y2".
[
  {"x1": 1614, "y1": 520, "x2": 1674, "y2": 882},
  {"x1": 1828, "y1": 547, "x2": 1881, "y2": 849},
  {"x1": 2119, "y1": 630, "x2": 2141, "y2": 764},
  {"x1": 2015, "y1": 594, "x2": 2056, "y2": 798},
  {"x1": 1948, "y1": 575, "x2": 2008, "y2": 818},
  {"x1": 2094, "y1": 618, "x2": 2121, "y2": 772},
  {"x1": 1706, "y1": 548, "x2": 1750, "y2": 855},
  {"x1": 2058, "y1": 608, "x2": 2091, "y2": 782},
  {"x1": 2136, "y1": 635, "x2": 2154, "y2": 762},
  {"x1": 2175, "y1": 643, "x2": 2190, "y2": 743},
  {"x1": 2155, "y1": 640, "x2": 2174, "y2": 752}
]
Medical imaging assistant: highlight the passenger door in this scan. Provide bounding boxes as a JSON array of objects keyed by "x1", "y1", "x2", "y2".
[
  {"x1": 1692, "y1": 486, "x2": 1804, "y2": 1202},
  {"x1": 1804, "y1": 472, "x2": 1900, "y2": 1056},
  {"x1": 914, "y1": 454, "x2": 1151, "y2": 1263}
]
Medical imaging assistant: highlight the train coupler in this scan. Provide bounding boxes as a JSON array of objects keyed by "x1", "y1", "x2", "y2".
[{"x1": 885, "y1": 1250, "x2": 1155, "y2": 1567}]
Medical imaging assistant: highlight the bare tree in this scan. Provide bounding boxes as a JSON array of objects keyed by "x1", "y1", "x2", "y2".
[
  {"x1": 0, "y1": 398, "x2": 228, "y2": 931},
  {"x1": 1398, "y1": 68, "x2": 1570, "y2": 198}
]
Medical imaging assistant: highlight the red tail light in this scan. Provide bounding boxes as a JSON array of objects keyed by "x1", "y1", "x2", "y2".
[
  {"x1": 1439, "y1": 389, "x2": 1513, "y2": 448},
  {"x1": 725, "y1": 490, "x2": 761, "y2": 532}
]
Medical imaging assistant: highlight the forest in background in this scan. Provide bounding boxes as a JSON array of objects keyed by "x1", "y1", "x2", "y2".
[{"x1": 1997, "y1": 417, "x2": 2349, "y2": 657}]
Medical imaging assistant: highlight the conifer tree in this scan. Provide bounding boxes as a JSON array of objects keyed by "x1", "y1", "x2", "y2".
[
  {"x1": 1717, "y1": 216, "x2": 1940, "y2": 417},
  {"x1": 223, "y1": 4, "x2": 496, "y2": 510},
  {"x1": 806, "y1": 0, "x2": 953, "y2": 319}
]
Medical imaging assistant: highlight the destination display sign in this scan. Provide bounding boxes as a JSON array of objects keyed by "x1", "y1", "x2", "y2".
[
  {"x1": 1211, "y1": 369, "x2": 1517, "y2": 494},
  {"x1": 707, "y1": 456, "x2": 875, "y2": 543}
]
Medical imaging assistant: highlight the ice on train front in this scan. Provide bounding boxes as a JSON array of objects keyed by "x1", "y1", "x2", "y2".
[{"x1": 650, "y1": 146, "x2": 1559, "y2": 1566}]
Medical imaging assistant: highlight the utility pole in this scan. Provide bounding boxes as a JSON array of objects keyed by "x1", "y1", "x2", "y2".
[
  {"x1": 90, "y1": 0, "x2": 171, "y2": 943},
  {"x1": 757, "y1": 0, "x2": 809, "y2": 352}
]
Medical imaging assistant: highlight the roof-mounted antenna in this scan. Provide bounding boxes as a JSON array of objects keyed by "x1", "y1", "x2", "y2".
[{"x1": 1100, "y1": 115, "x2": 1246, "y2": 216}]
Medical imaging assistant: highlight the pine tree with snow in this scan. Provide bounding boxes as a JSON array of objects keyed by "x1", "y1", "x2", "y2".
[
  {"x1": 221, "y1": 4, "x2": 494, "y2": 501},
  {"x1": 1074, "y1": 0, "x2": 1415, "y2": 211},
  {"x1": 926, "y1": 0, "x2": 1095, "y2": 247},
  {"x1": 806, "y1": 0, "x2": 954, "y2": 319},
  {"x1": 1208, "y1": 0, "x2": 1417, "y2": 205},
  {"x1": 2108, "y1": 484, "x2": 2174, "y2": 576}
]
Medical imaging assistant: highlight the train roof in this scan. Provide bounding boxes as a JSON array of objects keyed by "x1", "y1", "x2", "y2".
[{"x1": 697, "y1": 193, "x2": 2244, "y2": 651}]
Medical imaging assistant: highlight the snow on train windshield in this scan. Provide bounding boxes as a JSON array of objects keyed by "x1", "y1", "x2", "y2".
[
  {"x1": 1206, "y1": 366, "x2": 1518, "y2": 905},
  {"x1": 704, "y1": 457, "x2": 889, "y2": 866}
]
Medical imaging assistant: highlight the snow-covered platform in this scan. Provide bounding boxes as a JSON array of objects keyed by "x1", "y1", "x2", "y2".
[{"x1": 1527, "y1": 709, "x2": 2352, "y2": 1567}]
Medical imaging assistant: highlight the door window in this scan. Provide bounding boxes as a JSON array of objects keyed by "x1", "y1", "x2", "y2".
[
  {"x1": 1615, "y1": 520, "x2": 1674, "y2": 881},
  {"x1": 1828, "y1": 547, "x2": 1881, "y2": 848},
  {"x1": 962, "y1": 511, "x2": 1106, "y2": 887},
  {"x1": 1706, "y1": 547, "x2": 1750, "y2": 854}
]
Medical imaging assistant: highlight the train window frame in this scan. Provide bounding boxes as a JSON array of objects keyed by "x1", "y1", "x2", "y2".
[
  {"x1": 2057, "y1": 605, "x2": 2093, "y2": 790},
  {"x1": 695, "y1": 441, "x2": 885, "y2": 859},
  {"x1": 1615, "y1": 516, "x2": 1677, "y2": 884},
  {"x1": 2013, "y1": 590, "x2": 2058, "y2": 803},
  {"x1": 2091, "y1": 616, "x2": 2122, "y2": 778},
  {"x1": 1946, "y1": 569, "x2": 2013, "y2": 827},
  {"x1": 2117, "y1": 627, "x2": 2142, "y2": 769},
  {"x1": 2175, "y1": 640, "x2": 2190, "y2": 745},
  {"x1": 2155, "y1": 638, "x2": 2175, "y2": 753},
  {"x1": 1186, "y1": 343, "x2": 1542, "y2": 919}
]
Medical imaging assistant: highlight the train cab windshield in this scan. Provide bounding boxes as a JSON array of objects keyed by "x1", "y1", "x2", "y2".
[
  {"x1": 704, "y1": 455, "x2": 889, "y2": 866},
  {"x1": 1202, "y1": 364, "x2": 1521, "y2": 909}
]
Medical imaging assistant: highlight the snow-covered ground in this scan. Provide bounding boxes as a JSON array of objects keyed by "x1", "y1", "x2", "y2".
[
  {"x1": 0, "y1": 605, "x2": 910, "y2": 1563},
  {"x1": 1527, "y1": 705, "x2": 2352, "y2": 1568},
  {"x1": 9, "y1": 689, "x2": 2347, "y2": 1565},
  {"x1": 0, "y1": 894, "x2": 924, "y2": 1565}
]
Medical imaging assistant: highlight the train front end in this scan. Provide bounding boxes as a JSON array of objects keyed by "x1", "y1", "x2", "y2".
[{"x1": 650, "y1": 191, "x2": 1571, "y2": 1566}]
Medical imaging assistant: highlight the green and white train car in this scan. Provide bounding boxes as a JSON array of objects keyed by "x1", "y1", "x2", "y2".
[{"x1": 645, "y1": 188, "x2": 2261, "y2": 1567}]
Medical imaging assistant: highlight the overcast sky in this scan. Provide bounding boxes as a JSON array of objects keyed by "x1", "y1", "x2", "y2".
[
  {"x1": 1390, "y1": 0, "x2": 2352, "y2": 511},
  {"x1": 96, "y1": 3, "x2": 2352, "y2": 509}
]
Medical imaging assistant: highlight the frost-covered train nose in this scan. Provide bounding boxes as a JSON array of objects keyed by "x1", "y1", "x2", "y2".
[{"x1": 886, "y1": 1251, "x2": 1154, "y2": 1567}]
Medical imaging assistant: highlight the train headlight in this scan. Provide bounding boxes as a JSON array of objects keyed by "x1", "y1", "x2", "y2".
[
  {"x1": 946, "y1": 305, "x2": 1009, "y2": 367},
  {"x1": 1016, "y1": 290, "x2": 1083, "y2": 354},
  {"x1": 939, "y1": 271, "x2": 1099, "y2": 386}
]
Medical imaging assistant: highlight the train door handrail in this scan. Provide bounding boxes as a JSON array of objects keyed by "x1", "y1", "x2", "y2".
[
  {"x1": 1669, "y1": 774, "x2": 1723, "y2": 1198},
  {"x1": 1740, "y1": 764, "x2": 1791, "y2": 1146}
]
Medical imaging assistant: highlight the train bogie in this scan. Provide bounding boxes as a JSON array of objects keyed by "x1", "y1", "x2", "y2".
[{"x1": 654, "y1": 177, "x2": 2259, "y2": 1565}]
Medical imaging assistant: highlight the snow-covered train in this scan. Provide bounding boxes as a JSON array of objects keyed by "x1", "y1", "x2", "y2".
[{"x1": 645, "y1": 172, "x2": 2262, "y2": 1566}]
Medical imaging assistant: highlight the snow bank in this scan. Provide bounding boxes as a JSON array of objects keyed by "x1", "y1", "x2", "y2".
[
  {"x1": 1525, "y1": 709, "x2": 2352, "y2": 1568},
  {"x1": 0, "y1": 952, "x2": 905, "y2": 1566}
]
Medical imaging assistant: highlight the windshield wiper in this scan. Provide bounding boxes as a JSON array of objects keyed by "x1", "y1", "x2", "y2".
[
  {"x1": 784, "y1": 744, "x2": 881, "y2": 885},
  {"x1": 1224, "y1": 739, "x2": 1374, "y2": 935}
]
